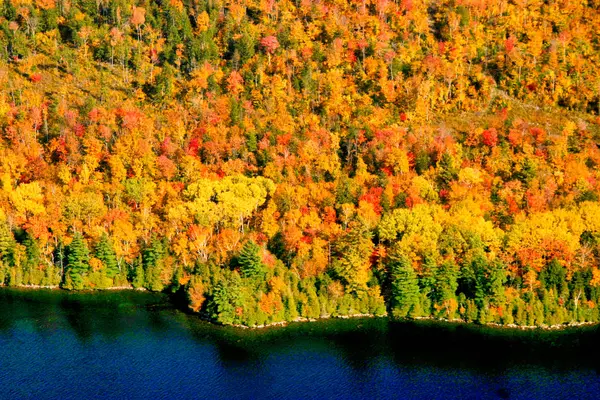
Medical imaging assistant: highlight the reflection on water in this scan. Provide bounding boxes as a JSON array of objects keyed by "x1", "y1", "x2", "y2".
[{"x1": 0, "y1": 288, "x2": 599, "y2": 399}]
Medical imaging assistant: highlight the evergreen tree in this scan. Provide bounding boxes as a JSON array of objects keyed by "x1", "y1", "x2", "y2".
[
  {"x1": 23, "y1": 232, "x2": 40, "y2": 267},
  {"x1": 389, "y1": 252, "x2": 420, "y2": 318},
  {"x1": 238, "y1": 241, "x2": 265, "y2": 279},
  {"x1": 143, "y1": 239, "x2": 165, "y2": 291},
  {"x1": 95, "y1": 233, "x2": 119, "y2": 279},
  {"x1": 210, "y1": 273, "x2": 242, "y2": 324},
  {"x1": 64, "y1": 233, "x2": 90, "y2": 290},
  {"x1": 0, "y1": 221, "x2": 14, "y2": 284},
  {"x1": 131, "y1": 256, "x2": 145, "y2": 289},
  {"x1": 540, "y1": 259, "x2": 567, "y2": 295},
  {"x1": 433, "y1": 261, "x2": 459, "y2": 318},
  {"x1": 0, "y1": 221, "x2": 15, "y2": 268},
  {"x1": 488, "y1": 260, "x2": 507, "y2": 306}
]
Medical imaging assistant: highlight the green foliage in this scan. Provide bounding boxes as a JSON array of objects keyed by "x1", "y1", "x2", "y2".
[
  {"x1": 210, "y1": 272, "x2": 243, "y2": 325},
  {"x1": 95, "y1": 233, "x2": 119, "y2": 279},
  {"x1": 389, "y1": 252, "x2": 420, "y2": 318},
  {"x1": 142, "y1": 239, "x2": 165, "y2": 292},
  {"x1": 0, "y1": 222, "x2": 15, "y2": 269},
  {"x1": 332, "y1": 222, "x2": 373, "y2": 293},
  {"x1": 64, "y1": 233, "x2": 90, "y2": 290},
  {"x1": 237, "y1": 241, "x2": 265, "y2": 279}
]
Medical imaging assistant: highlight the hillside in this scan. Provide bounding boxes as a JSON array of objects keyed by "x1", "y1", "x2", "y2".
[{"x1": 0, "y1": 0, "x2": 599, "y2": 326}]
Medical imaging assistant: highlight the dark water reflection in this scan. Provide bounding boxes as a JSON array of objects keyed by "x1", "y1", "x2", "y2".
[{"x1": 0, "y1": 288, "x2": 599, "y2": 399}]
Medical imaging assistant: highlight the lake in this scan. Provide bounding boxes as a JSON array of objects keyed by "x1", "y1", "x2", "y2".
[{"x1": 0, "y1": 288, "x2": 599, "y2": 399}]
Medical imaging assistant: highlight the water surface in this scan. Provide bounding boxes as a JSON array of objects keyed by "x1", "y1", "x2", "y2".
[{"x1": 0, "y1": 288, "x2": 599, "y2": 399}]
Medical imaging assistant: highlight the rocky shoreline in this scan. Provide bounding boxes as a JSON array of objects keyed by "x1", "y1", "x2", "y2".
[
  {"x1": 6, "y1": 284, "x2": 147, "y2": 291},
  {"x1": 230, "y1": 314, "x2": 600, "y2": 331}
]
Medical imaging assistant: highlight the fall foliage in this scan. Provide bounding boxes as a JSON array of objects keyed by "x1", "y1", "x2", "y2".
[{"x1": 0, "y1": 0, "x2": 598, "y2": 326}]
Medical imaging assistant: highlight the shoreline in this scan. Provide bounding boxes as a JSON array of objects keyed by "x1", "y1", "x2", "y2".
[
  {"x1": 4, "y1": 284, "x2": 147, "y2": 291},
  {"x1": 228, "y1": 313, "x2": 599, "y2": 332},
  {"x1": 2, "y1": 285, "x2": 598, "y2": 332}
]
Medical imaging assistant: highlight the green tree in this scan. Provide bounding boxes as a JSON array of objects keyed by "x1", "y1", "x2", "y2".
[
  {"x1": 433, "y1": 261, "x2": 459, "y2": 318},
  {"x1": 143, "y1": 239, "x2": 165, "y2": 291},
  {"x1": 0, "y1": 221, "x2": 15, "y2": 268},
  {"x1": 95, "y1": 233, "x2": 119, "y2": 279},
  {"x1": 23, "y1": 232, "x2": 42, "y2": 285},
  {"x1": 389, "y1": 252, "x2": 420, "y2": 318},
  {"x1": 210, "y1": 273, "x2": 242, "y2": 325},
  {"x1": 332, "y1": 222, "x2": 373, "y2": 293},
  {"x1": 238, "y1": 241, "x2": 265, "y2": 279},
  {"x1": 540, "y1": 259, "x2": 568, "y2": 296},
  {"x1": 64, "y1": 233, "x2": 90, "y2": 290}
]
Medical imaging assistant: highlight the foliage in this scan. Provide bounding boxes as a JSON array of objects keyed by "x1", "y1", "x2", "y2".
[{"x1": 0, "y1": 0, "x2": 597, "y2": 326}]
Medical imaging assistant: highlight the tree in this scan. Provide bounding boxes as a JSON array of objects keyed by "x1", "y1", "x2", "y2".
[
  {"x1": 95, "y1": 233, "x2": 119, "y2": 279},
  {"x1": 238, "y1": 241, "x2": 265, "y2": 279},
  {"x1": 142, "y1": 239, "x2": 165, "y2": 291},
  {"x1": 433, "y1": 261, "x2": 459, "y2": 318},
  {"x1": 332, "y1": 222, "x2": 373, "y2": 293},
  {"x1": 23, "y1": 232, "x2": 41, "y2": 284},
  {"x1": 389, "y1": 252, "x2": 420, "y2": 318},
  {"x1": 64, "y1": 233, "x2": 90, "y2": 290},
  {"x1": 0, "y1": 222, "x2": 15, "y2": 268},
  {"x1": 540, "y1": 259, "x2": 568, "y2": 297},
  {"x1": 210, "y1": 273, "x2": 242, "y2": 325}
]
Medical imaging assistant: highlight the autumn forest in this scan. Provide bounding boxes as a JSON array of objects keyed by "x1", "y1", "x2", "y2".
[{"x1": 0, "y1": 0, "x2": 599, "y2": 327}]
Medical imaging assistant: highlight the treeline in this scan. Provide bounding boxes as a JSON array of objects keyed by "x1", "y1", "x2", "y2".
[{"x1": 2, "y1": 202, "x2": 600, "y2": 327}]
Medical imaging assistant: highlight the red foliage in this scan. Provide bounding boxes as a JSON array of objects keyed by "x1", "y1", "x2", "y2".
[
  {"x1": 260, "y1": 36, "x2": 280, "y2": 54},
  {"x1": 73, "y1": 123, "x2": 86, "y2": 137},
  {"x1": 360, "y1": 187, "x2": 384, "y2": 215},
  {"x1": 187, "y1": 137, "x2": 200, "y2": 156},
  {"x1": 482, "y1": 128, "x2": 498, "y2": 147},
  {"x1": 504, "y1": 36, "x2": 517, "y2": 53},
  {"x1": 323, "y1": 206, "x2": 337, "y2": 224},
  {"x1": 529, "y1": 127, "x2": 546, "y2": 144},
  {"x1": 30, "y1": 73, "x2": 42, "y2": 83}
]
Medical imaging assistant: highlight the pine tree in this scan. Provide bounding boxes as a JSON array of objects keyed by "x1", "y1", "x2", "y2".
[
  {"x1": 131, "y1": 256, "x2": 145, "y2": 289},
  {"x1": 64, "y1": 233, "x2": 90, "y2": 290},
  {"x1": 0, "y1": 221, "x2": 15, "y2": 267},
  {"x1": 23, "y1": 232, "x2": 40, "y2": 282},
  {"x1": 95, "y1": 233, "x2": 119, "y2": 279},
  {"x1": 210, "y1": 273, "x2": 242, "y2": 324},
  {"x1": 238, "y1": 241, "x2": 264, "y2": 279},
  {"x1": 389, "y1": 252, "x2": 420, "y2": 318},
  {"x1": 142, "y1": 239, "x2": 165, "y2": 291}
]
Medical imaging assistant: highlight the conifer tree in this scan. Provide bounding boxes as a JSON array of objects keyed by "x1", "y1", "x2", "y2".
[
  {"x1": 143, "y1": 239, "x2": 165, "y2": 291},
  {"x1": 65, "y1": 233, "x2": 90, "y2": 290},
  {"x1": 0, "y1": 222, "x2": 15, "y2": 267},
  {"x1": 389, "y1": 252, "x2": 420, "y2": 318},
  {"x1": 210, "y1": 273, "x2": 242, "y2": 324},
  {"x1": 238, "y1": 241, "x2": 265, "y2": 279},
  {"x1": 95, "y1": 233, "x2": 119, "y2": 279},
  {"x1": 131, "y1": 256, "x2": 145, "y2": 289}
]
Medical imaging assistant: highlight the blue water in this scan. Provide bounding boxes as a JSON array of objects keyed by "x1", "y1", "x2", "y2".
[{"x1": 0, "y1": 289, "x2": 598, "y2": 399}]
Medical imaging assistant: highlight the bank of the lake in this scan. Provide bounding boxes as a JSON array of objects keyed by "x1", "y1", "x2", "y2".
[{"x1": 5, "y1": 285, "x2": 600, "y2": 333}]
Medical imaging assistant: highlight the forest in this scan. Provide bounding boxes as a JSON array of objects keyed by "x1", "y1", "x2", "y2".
[{"x1": 0, "y1": 0, "x2": 599, "y2": 327}]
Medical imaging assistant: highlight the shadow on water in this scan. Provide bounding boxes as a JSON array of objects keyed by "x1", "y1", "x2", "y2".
[
  {"x1": 0, "y1": 288, "x2": 169, "y2": 340},
  {"x1": 181, "y1": 316, "x2": 600, "y2": 375},
  {"x1": 2, "y1": 287, "x2": 600, "y2": 375}
]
